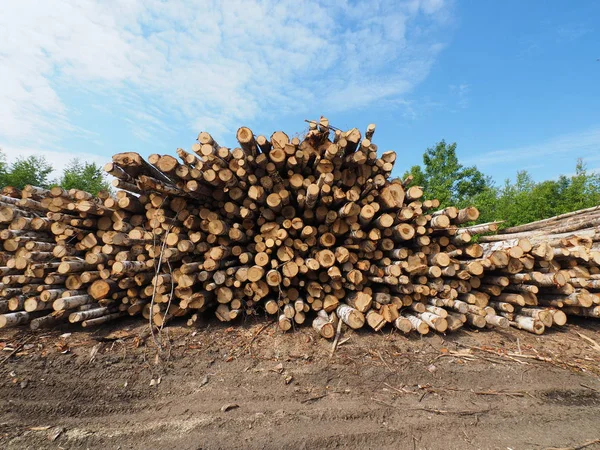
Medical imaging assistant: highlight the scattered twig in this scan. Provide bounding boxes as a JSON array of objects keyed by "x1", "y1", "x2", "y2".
[
  {"x1": 371, "y1": 397, "x2": 490, "y2": 416},
  {"x1": 477, "y1": 390, "x2": 530, "y2": 399},
  {"x1": 445, "y1": 386, "x2": 529, "y2": 398},
  {"x1": 149, "y1": 199, "x2": 173, "y2": 352},
  {"x1": 330, "y1": 320, "x2": 343, "y2": 357},
  {"x1": 137, "y1": 327, "x2": 153, "y2": 345},
  {"x1": 303, "y1": 119, "x2": 342, "y2": 132},
  {"x1": 411, "y1": 406, "x2": 490, "y2": 416},
  {"x1": 461, "y1": 429, "x2": 472, "y2": 445},
  {"x1": 247, "y1": 320, "x2": 275, "y2": 356},
  {"x1": 385, "y1": 381, "x2": 533, "y2": 400},
  {"x1": 89, "y1": 342, "x2": 103, "y2": 363},
  {"x1": 384, "y1": 382, "x2": 418, "y2": 396},
  {"x1": 301, "y1": 393, "x2": 328, "y2": 404},
  {"x1": 337, "y1": 337, "x2": 351, "y2": 347},
  {"x1": 547, "y1": 438, "x2": 600, "y2": 450},
  {"x1": 376, "y1": 351, "x2": 394, "y2": 373},
  {"x1": 0, "y1": 336, "x2": 33, "y2": 365},
  {"x1": 439, "y1": 351, "x2": 510, "y2": 365},
  {"x1": 221, "y1": 403, "x2": 239, "y2": 412},
  {"x1": 420, "y1": 382, "x2": 532, "y2": 399},
  {"x1": 576, "y1": 332, "x2": 600, "y2": 352},
  {"x1": 454, "y1": 342, "x2": 586, "y2": 370}
]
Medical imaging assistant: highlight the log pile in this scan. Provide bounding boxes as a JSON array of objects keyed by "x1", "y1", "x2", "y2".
[
  {"x1": 0, "y1": 118, "x2": 598, "y2": 338},
  {"x1": 476, "y1": 206, "x2": 600, "y2": 334}
]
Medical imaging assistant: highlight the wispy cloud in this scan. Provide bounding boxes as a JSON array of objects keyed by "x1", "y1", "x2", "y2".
[
  {"x1": 0, "y1": 0, "x2": 452, "y2": 154},
  {"x1": 556, "y1": 23, "x2": 590, "y2": 42},
  {"x1": 466, "y1": 127, "x2": 600, "y2": 167},
  {"x1": 449, "y1": 83, "x2": 469, "y2": 110}
]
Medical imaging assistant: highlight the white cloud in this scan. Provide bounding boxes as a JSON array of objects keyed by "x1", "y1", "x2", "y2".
[
  {"x1": 466, "y1": 127, "x2": 600, "y2": 167},
  {"x1": 0, "y1": 0, "x2": 451, "y2": 154}
]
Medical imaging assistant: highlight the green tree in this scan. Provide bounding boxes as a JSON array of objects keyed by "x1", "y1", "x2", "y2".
[
  {"x1": 465, "y1": 184, "x2": 499, "y2": 224},
  {"x1": 404, "y1": 164, "x2": 426, "y2": 187},
  {"x1": 403, "y1": 140, "x2": 491, "y2": 207},
  {"x1": 405, "y1": 142, "x2": 600, "y2": 229},
  {"x1": 60, "y1": 159, "x2": 110, "y2": 195},
  {"x1": 471, "y1": 161, "x2": 600, "y2": 228},
  {"x1": 555, "y1": 159, "x2": 600, "y2": 213},
  {"x1": 0, "y1": 149, "x2": 7, "y2": 184},
  {"x1": 1, "y1": 155, "x2": 54, "y2": 189}
]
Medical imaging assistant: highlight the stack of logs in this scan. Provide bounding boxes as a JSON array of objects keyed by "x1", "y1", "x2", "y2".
[
  {"x1": 0, "y1": 117, "x2": 598, "y2": 338},
  {"x1": 475, "y1": 205, "x2": 600, "y2": 334}
]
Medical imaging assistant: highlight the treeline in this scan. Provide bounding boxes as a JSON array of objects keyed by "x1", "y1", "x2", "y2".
[
  {"x1": 0, "y1": 151, "x2": 110, "y2": 195},
  {"x1": 402, "y1": 141, "x2": 600, "y2": 228}
]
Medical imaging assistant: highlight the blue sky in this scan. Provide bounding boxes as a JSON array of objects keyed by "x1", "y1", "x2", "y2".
[{"x1": 0, "y1": 0, "x2": 598, "y2": 184}]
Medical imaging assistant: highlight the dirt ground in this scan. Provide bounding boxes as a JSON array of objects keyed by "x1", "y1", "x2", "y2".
[{"x1": 0, "y1": 317, "x2": 599, "y2": 450}]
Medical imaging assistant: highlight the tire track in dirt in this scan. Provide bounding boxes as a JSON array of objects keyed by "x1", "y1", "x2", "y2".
[{"x1": 1, "y1": 321, "x2": 600, "y2": 449}]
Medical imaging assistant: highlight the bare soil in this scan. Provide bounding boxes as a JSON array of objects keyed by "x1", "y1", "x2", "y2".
[{"x1": 1, "y1": 317, "x2": 600, "y2": 450}]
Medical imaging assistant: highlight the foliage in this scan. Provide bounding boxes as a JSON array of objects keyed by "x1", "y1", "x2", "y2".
[
  {"x1": 0, "y1": 154, "x2": 54, "y2": 190},
  {"x1": 406, "y1": 142, "x2": 600, "y2": 228},
  {"x1": 402, "y1": 140, "x2": 491, "y2": 208},
  {"x1": 0, "y1": 149, "x2": 7, "y2": 178},
  {"x1": 59, "y1": 159, "x2": 110, "y2": 195},
  {"x1": 469, "y1": 160, "x2": 600, "y2": 227}
]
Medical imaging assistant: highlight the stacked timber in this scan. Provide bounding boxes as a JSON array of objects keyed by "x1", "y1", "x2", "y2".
[
  {"x1": 476, "y1": 206, "x2": 600, "y2": 334},
  {"x1": 0, "y1": 185, "x2": 129, "y2": 329},
  {"x1": 0, "y1": 118, "x2": 597, "y2": 339}
]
